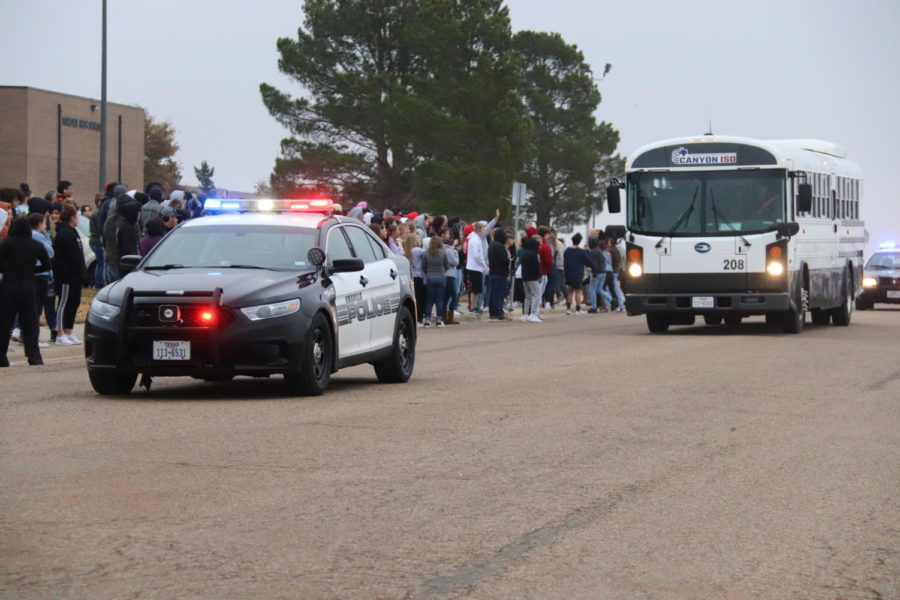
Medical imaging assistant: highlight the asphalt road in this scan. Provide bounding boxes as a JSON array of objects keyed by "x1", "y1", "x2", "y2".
[{"x1": 2, "y1": 307, "x2": 898, "y2": 599}]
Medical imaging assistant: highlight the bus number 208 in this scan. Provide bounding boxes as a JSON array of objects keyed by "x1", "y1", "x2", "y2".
[{"x1": 723, "y1": 259, "x2": 745, "y2": 270}]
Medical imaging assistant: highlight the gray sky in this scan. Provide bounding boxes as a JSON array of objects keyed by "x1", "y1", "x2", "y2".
[{"x1": 2, "y1": 0, "x2": 898, "y2": 250}]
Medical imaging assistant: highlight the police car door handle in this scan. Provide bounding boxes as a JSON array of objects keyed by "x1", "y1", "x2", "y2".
[
  {"x1": 390, "y1": 269, "x2": 398, "y2": 280},
  {"x1": 359, "y1": 275, "x2": 369, "y2": 287}
]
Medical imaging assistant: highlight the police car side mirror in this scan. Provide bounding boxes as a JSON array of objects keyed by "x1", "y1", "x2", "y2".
[
  {"x1": 307, "y1": 246, "x2": 325, "y2": 267},
  {"x1": 331, "y1": 258, "x2": 365, "y2": 273},
  {"x1": 119, "y1": 254, "x2": 141, "y2": 276}
]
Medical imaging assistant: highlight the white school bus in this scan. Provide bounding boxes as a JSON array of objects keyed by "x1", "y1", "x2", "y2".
[{"x1": 605, "y1": 135, "x2": 865, "y2": 333}]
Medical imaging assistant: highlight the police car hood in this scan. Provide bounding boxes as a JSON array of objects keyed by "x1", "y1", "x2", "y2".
[{"x1": 105, "y1": 268, "x2": 310, "y2": 307}]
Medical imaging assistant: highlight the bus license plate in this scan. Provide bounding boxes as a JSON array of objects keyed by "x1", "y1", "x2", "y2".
[
  {"x1": 888, "y1": 291, "x2": 900, "y2": 299},
  {"x1": 153, "y1": 340, "x2": 190, "y2": 361},
  {"x1": 692, "y1": 296, "x2": 715, "y2": 308}
]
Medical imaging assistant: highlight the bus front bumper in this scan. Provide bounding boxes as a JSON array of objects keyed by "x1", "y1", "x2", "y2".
[{"x1": 626, "y1": 292, "x2": 791, "y2": 316}]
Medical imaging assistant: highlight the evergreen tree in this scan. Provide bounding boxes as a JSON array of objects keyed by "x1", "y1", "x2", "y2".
[
  {"x1": 512, "y1": 31, "x2": 622, "y2": 228},
  {"x1": 260, "y1": 0, "x2": 530, "y2": 217},
  {"x1": 143, "y1": 113, "x2": 181, "y2": 192},
  {"x1": 194, "y1": 160, "x2": 217, "y2": 196}
]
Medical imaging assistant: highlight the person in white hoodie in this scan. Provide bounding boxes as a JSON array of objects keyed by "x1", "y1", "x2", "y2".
[{"x1": 464, "y1": 209, "x2": 500, "y2": 313}]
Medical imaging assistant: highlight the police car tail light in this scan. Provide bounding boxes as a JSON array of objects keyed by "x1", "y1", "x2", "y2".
[{"x1": 200, "y1": 310, "x2": 216, "y2": 323}]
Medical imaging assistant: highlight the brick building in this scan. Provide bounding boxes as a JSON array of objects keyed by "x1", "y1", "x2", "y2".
[{"x1": 0, "y1": 86, "x2": 145, "y2": 204}]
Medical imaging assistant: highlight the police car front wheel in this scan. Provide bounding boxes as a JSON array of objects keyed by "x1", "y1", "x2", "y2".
[
  {"x1": 373, "y1": 306, "x2": 416, "y2": 384},
  {"x1": 285, "y1": 313, "x2": 333, "y2": 396}
]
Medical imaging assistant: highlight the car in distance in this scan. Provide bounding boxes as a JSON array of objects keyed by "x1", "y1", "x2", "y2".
[
  {"x1": 85, "y1": 199, "x2": 416, "y2": 396},
  {"x1": 856, "y1": 243, "x2": 900, "y2": 310}
]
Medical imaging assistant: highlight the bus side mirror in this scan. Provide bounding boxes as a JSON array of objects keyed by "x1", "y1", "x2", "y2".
[
  {"x1": 797, "y1": 183, "x2": 812, "y2": 213},
  {"x1": 776, "y1": 222, "x2": 800, "y2": 238},
  {"x1": 605, "y1": 225, "x2": 626, "y2": 240},
  {"x1": 606, "y1": 184, "x2": 621, "y2": 213}
]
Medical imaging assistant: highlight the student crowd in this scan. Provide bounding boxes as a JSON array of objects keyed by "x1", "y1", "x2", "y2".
[
  {"x1": 340, "y1": 202, "x2": 626, "y2": 327},
  {"x1": 0, "y1": 180, "x2": 201, "y2": 367}
]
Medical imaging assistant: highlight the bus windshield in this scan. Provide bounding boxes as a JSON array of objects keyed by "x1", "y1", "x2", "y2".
[{"x1": 627, "y1": 169, "x2": 786, "y2": 236}]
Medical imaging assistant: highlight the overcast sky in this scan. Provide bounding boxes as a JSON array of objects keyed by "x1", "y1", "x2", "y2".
[{"x1": 2, "y1": 0, "x2": 898, "y2": 249}]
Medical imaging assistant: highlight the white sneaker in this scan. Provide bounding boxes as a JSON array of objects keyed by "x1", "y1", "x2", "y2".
[
  {"x1": 38, "y1": 341, "x2": 49, "y2": 348},
  {"x1": 527, "y1": 314, "x2": 543, "y2": 322},
  {"x1": 55, "y1": 334, "x2": 76, "y2": 346},
  {"x1": 544, "y1": 302, "x2": 551, "y2": 310},
  {"x1": 520, "y1": 314, "x2": 530, "y2": 322},
  {"x1": 67, "y1": 334, "x2": 82, "y2": 345},
  {"x1": 436, "y1": 320, "x2": 445, "y2": 328}
]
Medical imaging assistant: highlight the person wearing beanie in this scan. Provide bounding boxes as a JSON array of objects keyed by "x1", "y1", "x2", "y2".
[
  {"x1": 98, "y1": 183, "x2": 127, "y2": 230},
  {"x1": 116, "y1": 201, "x2": 141, "y2": 260},
  {"x1": 140, "y1": 187, "x2": 163, "y2": 235},
  {"x1": 139, "y1": 218, "x2": 166, "y2": 256},
  {"x1": 101, "y1": 190, "x2": 130, "y2": 283}
]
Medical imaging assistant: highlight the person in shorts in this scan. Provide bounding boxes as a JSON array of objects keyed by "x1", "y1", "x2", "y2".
[{"x1": 563, "y1": 232, "x2": 590, "y2": 315}]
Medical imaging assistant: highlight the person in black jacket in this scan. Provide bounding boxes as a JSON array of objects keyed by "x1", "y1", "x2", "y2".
[
  {"x1": 116, "y1": 200, "x2": 140, "y2": 259},
  {"x1": 487, "y1": 229, "x2": 511, "y2": 321},
  {"x1": 0, "y1": 217, "x2": 52, "y2": 366},
  {"x1": 52, "y1": 205, "x2": 86, "y2": 346},
  {"x1": 520, "y1": 236, "x2": 542, "y2": 322}
]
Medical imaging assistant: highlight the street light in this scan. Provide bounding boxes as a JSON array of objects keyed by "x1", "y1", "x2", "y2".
[{"x1": 98, "y1": 0, "x2": 107, "y2": 193}]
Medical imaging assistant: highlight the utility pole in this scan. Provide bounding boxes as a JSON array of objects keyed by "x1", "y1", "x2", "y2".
[{"x1": 98, "y1": 0, "x2": 108, "y2": 193}]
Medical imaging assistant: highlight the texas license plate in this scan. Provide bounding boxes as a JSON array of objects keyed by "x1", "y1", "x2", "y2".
[
  {"x1": 692, "y1": 296, "x2": 715, "y2": 308},
  {"x1": 888, "y1": 291, "x2": 900, "y2": 299},
  {"x1": 153, "y1": 340, "x2": 190, "y2": 360}
]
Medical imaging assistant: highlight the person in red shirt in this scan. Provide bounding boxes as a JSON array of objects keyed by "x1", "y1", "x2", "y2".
[{"x1": 536, "y1": 225, "x2": 553, "y2": 317}]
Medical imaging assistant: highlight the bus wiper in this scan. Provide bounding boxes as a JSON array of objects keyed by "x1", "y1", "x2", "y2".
[
  {"x1": 656, "y1": 184, "x2": 699, "y2": 248},
  {"x1": 709, "y1": 190, "x2": 751, "y2": 247},
  {"x1": 144, "y1": 264, "x2": 186, "y2": 270}
]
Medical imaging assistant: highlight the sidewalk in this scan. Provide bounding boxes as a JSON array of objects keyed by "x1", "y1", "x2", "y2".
[{"x1": 6, "y1": 323, "x2": 86, "y2": 367}]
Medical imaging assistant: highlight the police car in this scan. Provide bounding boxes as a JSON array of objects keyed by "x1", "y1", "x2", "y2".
[
  {"x1": 856, "y1": 242, "x2": 900, "y2": 310},
  {"x1": 85, "y1": 199, "x2": 416, "y2": 396}
]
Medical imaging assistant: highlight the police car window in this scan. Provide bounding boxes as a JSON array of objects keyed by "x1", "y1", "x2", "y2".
[
  {"x1": 326, "y1": 228, "x2": 354, "y2": 262},
  {"x1": 143, "y1": 225, "x2": 317, "y2": 271},
  {"x1": 344, "y1": 225, "x2": 381, "y2": 263},
  {"x1": 360, "y1": 226, "x2": 388, "y2": 259}
]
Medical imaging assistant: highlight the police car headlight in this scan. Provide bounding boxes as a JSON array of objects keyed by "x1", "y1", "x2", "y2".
[
  {"x1": 240, "y1": 299, "x2": 301, "y2": 321},
  {"x1": 89, "y1": 298, "x2": 120, "y2": 321},
  {"x1": 862, "y1": 276, "x2": 877, "y2": 288}
]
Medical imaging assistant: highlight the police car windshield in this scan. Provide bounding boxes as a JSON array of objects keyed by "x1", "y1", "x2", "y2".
[
  {"x1": 866, "y1": 252, "x2": 900, "y2": 270},
  {"x1": 143, "y1": 225, "x2": 319, "y2": 272}
]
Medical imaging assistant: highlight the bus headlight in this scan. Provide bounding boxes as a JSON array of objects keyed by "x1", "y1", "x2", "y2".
[
  {"x1": 628, "y1": 263, "x2": 643, "y2": 277},
  {"x1": 766, "y1": 261, "x2": 784, "y2": 276},
  {"x1": 863, "y1": 276, "x2": 877, "y2": 288}
]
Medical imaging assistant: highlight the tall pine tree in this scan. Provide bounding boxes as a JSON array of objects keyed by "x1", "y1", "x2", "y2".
[
  {"x1": 193, "y1": 160, "x2": 217, "y2": 196},
  {"x1": 260, "y1": 0, "x2": 530, "y2": 217}
]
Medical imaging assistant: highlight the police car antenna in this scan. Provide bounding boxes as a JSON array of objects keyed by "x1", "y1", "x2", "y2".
[{"x1": 704, "y1": 120, "x2": 714, "y2": 136}]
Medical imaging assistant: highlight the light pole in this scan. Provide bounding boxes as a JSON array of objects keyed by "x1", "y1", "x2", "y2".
[{"x1": 98, "y1": 0, "x2": 107, "y2": 193}]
